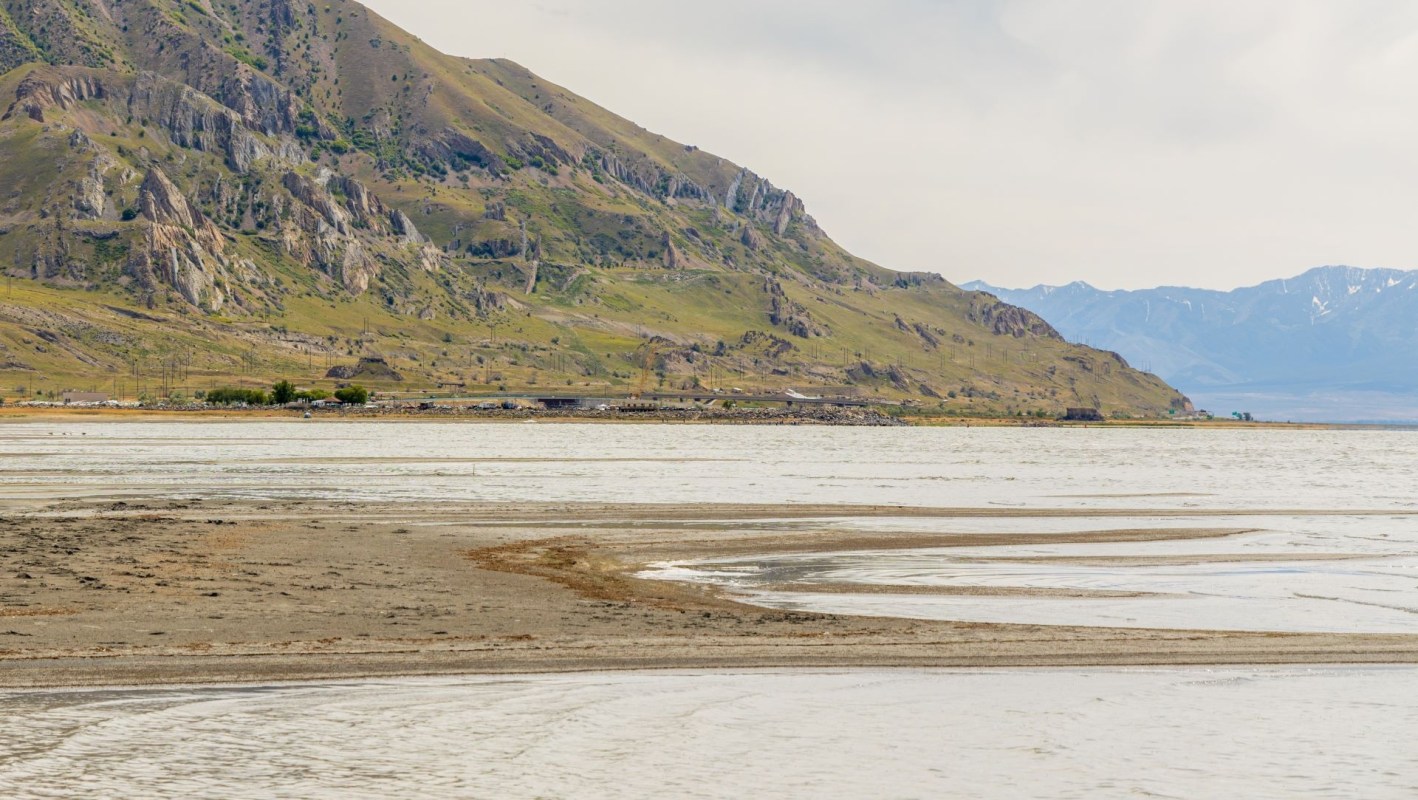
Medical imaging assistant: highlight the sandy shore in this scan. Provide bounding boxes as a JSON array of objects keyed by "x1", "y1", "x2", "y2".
[
  {"x1": 2, "y1": 498, "x2": 1417, "y2": 688},
  {"x1": 0, "y1": 405, "x2": 1367, "y2": 429}
]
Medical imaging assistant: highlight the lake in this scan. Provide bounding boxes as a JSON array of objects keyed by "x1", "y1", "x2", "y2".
[{"x1": 2, "y1": 420, "x2": 1417, "y2": 797}]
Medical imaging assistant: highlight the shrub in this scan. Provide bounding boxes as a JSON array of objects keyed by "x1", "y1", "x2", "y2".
[
  {"x1": 295, "y1": 389, "x2": 330, "y2": 402},
  {"x1": 334, "y1": 385, "x2": 369, "y2": 404},
  {"x1": 205, "y1": 387, "x2": 270, "y2": 406}
]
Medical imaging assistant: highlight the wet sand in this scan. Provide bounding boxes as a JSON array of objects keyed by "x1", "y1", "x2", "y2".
[{"x1": 3, "y1": 497, "x2": 1418, "y2": 688}]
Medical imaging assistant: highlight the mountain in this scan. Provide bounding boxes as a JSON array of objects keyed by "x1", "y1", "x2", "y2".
[
  {"x1": 0, "y1": 0, "x2": 1187, "y2": 417},
  {"x1": 966, "y1": 266, "x2": 1418, "y2": 421}
]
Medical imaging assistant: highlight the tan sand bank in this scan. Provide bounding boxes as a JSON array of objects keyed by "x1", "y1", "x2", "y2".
[{"x1": 2, "y1": 499, "x2": 1417, "y2": 688}]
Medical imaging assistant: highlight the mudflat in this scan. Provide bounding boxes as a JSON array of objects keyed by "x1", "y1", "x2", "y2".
[{"x1": 3, "y1": 497, "x2": 1418, "y2": 688}]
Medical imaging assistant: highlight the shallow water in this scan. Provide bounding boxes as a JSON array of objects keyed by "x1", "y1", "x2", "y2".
[
  {"x1": 643, "y1": 513, "x2": 1418, "y2": 632},
  {"x1": 5, "y1": 421, "x2": 1418, "y2": 796},
  {"x1": 2, "y1": 421, "x2": 1417, "y2": 509},
  {"x1": 8, "y1": 421, "x2": 1418, "y2": 631},
  {"x1": 1, "y1": 668, "x2": 1416, "y2": 799}
]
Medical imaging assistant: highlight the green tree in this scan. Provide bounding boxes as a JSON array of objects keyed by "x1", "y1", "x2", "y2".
[
  {"x1": 334, "y1": 385, "x2": 369, "y2": 405},
  {"x1": 271, "y1": 380, "x2": 297, "y2": 405}
]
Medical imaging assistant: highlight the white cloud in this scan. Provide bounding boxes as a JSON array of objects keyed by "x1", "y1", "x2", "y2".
[{"x1": 361, "y1": 0, "x2": 1418, "y2": 290}]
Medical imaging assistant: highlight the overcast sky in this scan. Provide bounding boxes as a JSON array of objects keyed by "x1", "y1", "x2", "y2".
[{"x1": 361, "y1": 0, "x2": 1418, "y2": 290}]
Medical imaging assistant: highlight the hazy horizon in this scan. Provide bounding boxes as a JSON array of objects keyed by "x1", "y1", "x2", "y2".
[{"x1": 968, "y1": 263, "x2": 1417, "y2": 293}]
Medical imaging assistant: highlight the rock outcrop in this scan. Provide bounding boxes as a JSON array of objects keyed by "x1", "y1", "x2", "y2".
[
  {"x1": 274, "y1": 170, "x2": 448, "y2": 291},
  {"x1": 969, "y1": 295, "x2": 1063, "y2": 340},
  {"x1": 660, "y1": 231, "x2": 680, "y2": 269},
  {"x1": 390, "y1": 209, "x2": 423, "y2": 245},
  {"x1": 131, "y1": 168, "x2": 231, "y2": 310},
  {"x1": 68, "y1": 131, "x2": 117, "y2": 220},
  {"x1": 765, "y1": 277, "x2": 828, "y2": 338},
  {"x1": 724, "y1": 169, "x2": 813, "y2": 235},
  {"x1": 739, "y1": 224, "x2": 762, "y2": 251},
  {"x1": 129, "y1": 71, "x2": 300, "y2": 173},
  {"x1": 417, "y1": 129, "x2": 506, "y2": 175},
  {"x1": 2, "y1": 69, "x2": 104, "y2": 122},
  {"x1": 5, "y1": 67, "x2": 300, "y2": 174},
  {"x1": 326, "y1": 356, "x2": 403, "y2": 382},
  {"x1": 585, "y1": 147, "x2": 715, "y2": 205}
]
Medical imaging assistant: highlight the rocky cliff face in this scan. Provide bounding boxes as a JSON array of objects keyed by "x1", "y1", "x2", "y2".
[
  {"x1": 5, "y1": 67, "x2": 302, "y2": 173},
  {"x1": 275, "y1": 169, "x2": 442, "y2": 293},
  {"x1": 968, "y1": 294, "x2": 1062, "y2": 340},
  {"x1": 66, "y1": 130, "x2": 122, "y2": 220},
  {"x1": 0, "y1": 7, "x2": 835, "y2": 311},
  {"x1": 133, "y1": 167, "x2": 233, "y2": 310}
]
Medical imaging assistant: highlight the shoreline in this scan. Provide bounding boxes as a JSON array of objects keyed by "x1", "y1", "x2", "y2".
[
  {"x1": 3, "y1": 498, "x2": 1417, "y2": 689},
  {"x1": 17, "y1": 639, "x2": 1418, "y2": 692},
  {"x1": 0, "y1": 404, "x2": 1380, "y2": 429}
]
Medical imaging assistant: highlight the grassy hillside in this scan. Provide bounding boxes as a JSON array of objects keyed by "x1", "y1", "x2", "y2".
[{"x1": 0, "y1": 0, "x2": 1189, "y2": 416}]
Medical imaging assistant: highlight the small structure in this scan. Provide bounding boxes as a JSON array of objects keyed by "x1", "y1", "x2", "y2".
[
  {"x1": 1063, "y1": 407, "x2": 1105, "y2": 422},
  {"x1": 536, "y1": 396, "x2": 580, "y2": 410},
  {"x1": 62, "y1": 391, "x2": 109, "y2": 405}
]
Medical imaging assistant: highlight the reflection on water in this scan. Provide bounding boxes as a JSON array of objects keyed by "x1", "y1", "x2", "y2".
[{"x1": 1, "y1": 668, "x2": 1415, "y2": 800}]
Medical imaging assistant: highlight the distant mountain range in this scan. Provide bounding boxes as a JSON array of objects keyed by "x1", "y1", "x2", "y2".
[{"x1": 965, "y1": 266, "x2": 1418, "y2": 422}]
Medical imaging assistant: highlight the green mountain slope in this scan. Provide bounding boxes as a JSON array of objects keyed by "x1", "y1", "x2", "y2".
[{"x1": 0, "y1": 0, "x2": 1189, "y2": 415}]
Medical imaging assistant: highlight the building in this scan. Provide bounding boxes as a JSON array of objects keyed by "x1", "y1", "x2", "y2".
[{"x1": 536, "y1": 396, "x2": 581, "y2": 410}]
